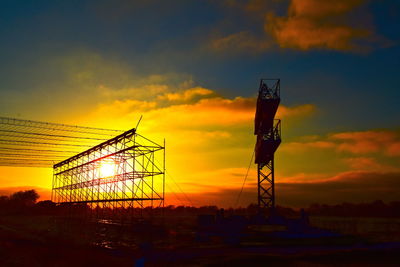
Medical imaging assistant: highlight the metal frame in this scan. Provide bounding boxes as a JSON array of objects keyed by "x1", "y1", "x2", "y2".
[
  {"x1": 255, "y1": 79, "x2": 281, "y2": 211},
  {"x1": 52, "y1": 128, "x2": 165, "y2": 219},
  {"x1": 257, "y1": 120, "x2": 281, "y2": 209}
]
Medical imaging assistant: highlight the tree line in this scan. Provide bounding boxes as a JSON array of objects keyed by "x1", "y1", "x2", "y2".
[{"x1": 1, "y1": 189, "x2": 399, "y2": 218}]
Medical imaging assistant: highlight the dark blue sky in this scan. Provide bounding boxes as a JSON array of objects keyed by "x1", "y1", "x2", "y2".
[{"x1": 0, "y1": 0, "x2": 399, "y2": 134}]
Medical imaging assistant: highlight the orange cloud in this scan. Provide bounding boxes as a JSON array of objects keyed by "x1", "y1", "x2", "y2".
[
  {"x1": 332, "y1": 131, "x2": 396, "y2": 142},
  {"x1": 215, "y1": 0, "x2": 388, "y2": 53},
  {"x1": 157, "y1": 87, "x2": 214, "y2": 102},
  {"x1": 344, "y1": 157, "x2": 399, "y2": 172},
  {"x1": 266, "y1": 0, "x2": 372, "y2": 51},
  {"x1": 288, "y1": 0, "x2": 364, "y2": 17},
  {"x1": 210, "y1": 31, "x2": 270, "y2": 52},
  {"x1": 337, "y1": 141, "x2": 380, "y2": 154},
  {"x1": 331, "y1": 130, "x2": 399, "y2": 155},
  {"x1": 277, "y1": 104, "x2": 315, "y2": 118},
  {"x1": 277, "y1": 129, "x2": 400, "y2": 183},
  {"x1": 82, "y1": 84, "x2": 315, "y2": 131},
  {"x1": 276, "y1": 170, "x2": 400, "y2": 207},
  {"x1": 386, "y1": 142, "x2": 400, "y2": 157},
  {"x1": 283, "y1": 129, "x2": 400, "y2": 157},
  {"x1": 280, "y1": 140, "x2": 335, "y2": 154}
]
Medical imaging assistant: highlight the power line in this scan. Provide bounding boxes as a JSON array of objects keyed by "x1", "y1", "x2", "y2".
[
  {"x1": 0, "y1": 116, "x2": 122, "y2": 133},
  {"x1": 0, "y1": 129, "x2": 109, "y2": 140},
  {"x1": 0, "y1": 116, "x2": 124, "y2": 167},
  {"x1": 0, "y1": 139, "x2": 92, "y2": 147},
  {"x1": 165, "y1": 183, "x2": 187, "y2": 207},
  {"x1": 165, "y1": 171, "x2": 194, "y2": 207},
  {"x1": 154, "y1": 157, "x2": 194, "y2": 206}
]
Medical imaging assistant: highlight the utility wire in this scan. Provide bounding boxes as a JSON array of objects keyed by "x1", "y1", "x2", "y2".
[
  {"x1": 165, "y1": 183, "x2": 186, "y2": 207},
  {"x1": 154, "y1": 157, "x2": 194, "y2": 206},
  {"x1": 0, "y1": 129, "x2": 109, "y2": 140},
  {"x1": 165, "y1": 170, "x2": 194, "y2": 207},
  {"x1": 0, "y1": 116, "x2": 122, "y2": 133},
  {"x1": 0, "y1": 116, "x2": 124, "y2": 167}
]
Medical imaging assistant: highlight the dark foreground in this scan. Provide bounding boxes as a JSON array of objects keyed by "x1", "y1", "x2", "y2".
[{"x1": 1, "y1": 214, "x2": 400, "y2": 266}]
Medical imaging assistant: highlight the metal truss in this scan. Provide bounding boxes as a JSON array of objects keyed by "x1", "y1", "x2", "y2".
[
  {"x1": 254, "y1": 79, "x2": 281, "y2": 211},
  {"x1": 258, "y1": 159, "x2": 274, "y2": 208},
  {"x1": 257, "y1": 120, "x2": 281, "y2": 209},
  {"x1": 52, "y1": 128, "x2": 165, "y2": 218},
  {"x1": 0, "y1": 117, "x2": 123, "y2": 167}
]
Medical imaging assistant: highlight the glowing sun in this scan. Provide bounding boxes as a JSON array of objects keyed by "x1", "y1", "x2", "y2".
[{"x1": 100, "y1": 162, "x2": 115, "y2": 178}]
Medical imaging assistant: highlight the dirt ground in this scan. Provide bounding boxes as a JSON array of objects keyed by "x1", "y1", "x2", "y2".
[{"x1": 1, "y1": 214, "x2": 399, "y2": 266}]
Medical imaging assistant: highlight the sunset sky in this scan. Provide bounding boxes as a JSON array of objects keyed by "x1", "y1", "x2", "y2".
[{"x1": 0, "y1": 0, "x2": 399, "y2": 208}]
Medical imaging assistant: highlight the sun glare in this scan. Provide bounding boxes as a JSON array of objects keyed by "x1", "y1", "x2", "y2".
[{"x1": 100, "y1": 161, "x2": 115, "y2": 178}]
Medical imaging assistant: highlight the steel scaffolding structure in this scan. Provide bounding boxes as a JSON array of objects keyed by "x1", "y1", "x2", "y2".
[
  {"x1": 254, "y1": 79, "x2": 281, "y2": 210},
  {"x1": 52, "y1": 128, "x2": 165, "y2": 217},
  {"x1": 0, "y1": 116, "x2": 123, "y2": 167}
]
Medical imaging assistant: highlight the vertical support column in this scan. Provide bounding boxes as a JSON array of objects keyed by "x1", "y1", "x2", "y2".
[
  {"x1": 257, "y1": 164, "x2": 261, "y2": 208},
  {"x1": 271, "y1": 157, "x2": 275, "y2": 209},
  {"x1": 51, "y1": 168, "x2": 55, "y2": 202},
  {"x1": 258, "y1": 159, "x2": 274, "y2": 211},
  {"x1": 162, "y1": 138, "x2": 165, "y2": 208}
]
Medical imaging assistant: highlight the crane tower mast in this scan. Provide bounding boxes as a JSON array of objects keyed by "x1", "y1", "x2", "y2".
[{"x1": 254, "y1": 79, "x2": 281, "y2": 210}]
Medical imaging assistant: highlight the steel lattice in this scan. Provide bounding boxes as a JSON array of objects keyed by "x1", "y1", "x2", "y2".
[
  {"x1": 254, "y1": 79, "x2": 281, "y2": 211},
  {"x1": 52, "y1": 128, "x2": 165, "y2": 216}
]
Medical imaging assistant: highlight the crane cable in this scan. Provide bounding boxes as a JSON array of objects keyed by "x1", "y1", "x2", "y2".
[{"x1": 234, "y1": 146, "x2": 255, "y2": 207}]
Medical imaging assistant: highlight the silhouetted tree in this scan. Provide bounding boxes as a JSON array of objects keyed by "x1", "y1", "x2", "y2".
[
  {"x1": 9, "y1": 189, "x2": 39, "y2": 206},
  {"x1": 7, "y1": 189, "x2": 39, "y2": 213}
]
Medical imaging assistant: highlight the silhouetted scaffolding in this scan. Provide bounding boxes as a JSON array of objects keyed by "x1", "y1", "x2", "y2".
[
  {"x1": 52, "y1": 128, "x2": 165, "y2": 218},
  {"x1": 254, "y1": 79, "x2": 281, "y2": 210}
]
